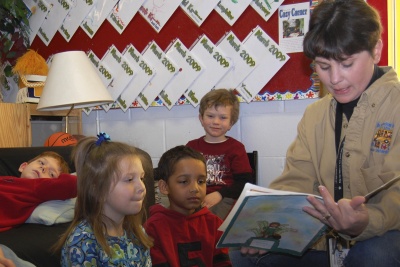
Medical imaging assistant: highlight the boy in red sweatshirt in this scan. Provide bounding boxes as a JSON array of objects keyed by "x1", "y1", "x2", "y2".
[
  {"x1": 0, "y1": 151, "x2": 77, "y2": 232},
  {"x1": 145, "y1": 145, "x2": 231, "y2": 267}
]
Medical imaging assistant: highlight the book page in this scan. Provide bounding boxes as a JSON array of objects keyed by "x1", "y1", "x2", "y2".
[
  {"x1": 217, "y1": 183, "x2": 326, "y2": 256},
  {"x1": 220, "y1": 183, "x2": 322, "y2": 230}
]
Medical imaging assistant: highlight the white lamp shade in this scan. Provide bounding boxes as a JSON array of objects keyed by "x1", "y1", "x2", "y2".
[{"x1": 37, "y1": 51, "x2": 113, "y2": 111}]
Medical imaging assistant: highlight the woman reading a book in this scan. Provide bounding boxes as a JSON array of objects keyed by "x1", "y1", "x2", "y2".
[{"x1": 230, "y1": 0, "x2": 400, "y2": 266}]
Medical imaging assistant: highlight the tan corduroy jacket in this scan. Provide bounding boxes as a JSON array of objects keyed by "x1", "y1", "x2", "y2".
[{"x1": 270, "y1": 67, "x2": 400, "y2": 246}]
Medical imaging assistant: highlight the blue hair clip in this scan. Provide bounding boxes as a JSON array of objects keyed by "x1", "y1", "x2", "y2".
[{"x1": 96, "y1": 132, "x2": 111, "y2": 146}]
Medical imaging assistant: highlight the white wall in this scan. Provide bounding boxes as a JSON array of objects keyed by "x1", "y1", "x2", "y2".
[{"x1": 81, "y1": 98, "x2": 317, "y2": 187}]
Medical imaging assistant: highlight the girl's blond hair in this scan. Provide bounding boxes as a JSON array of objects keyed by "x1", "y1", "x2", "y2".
[{"x1": 54, "y1": 136, "x2": 153, "y2": 255}]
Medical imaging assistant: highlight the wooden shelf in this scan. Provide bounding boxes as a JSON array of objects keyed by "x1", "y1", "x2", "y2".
[
  {"x1": 0, "y1": 103, "x2": 82, "y2": 147},
  {"x1": 0, "y1": 103, "x2": 31, "y2": 147},
  {"x1": 29, "y1": 104, "x2": 82, "y2": 135}
]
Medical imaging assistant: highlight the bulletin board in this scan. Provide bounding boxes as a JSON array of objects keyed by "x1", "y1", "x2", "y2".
[{"x1": 28, "y1": 0, "x2": 388, "y2": 107}]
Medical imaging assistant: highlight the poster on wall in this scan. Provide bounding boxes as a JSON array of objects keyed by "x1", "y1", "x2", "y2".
[
  {"x1": 278, "y1": 2, "x2": 310, "y2": 53},
  {"x1": 87, "y1": 51, "x2": 114, "y2": 88},
  {"x1": 137, "y1": 41, "x2": 179, "y2": 110},
  {"x1": 214, "y1": 0, "x2": 252, "y2": 26},
  {"x1": 59, "y1": 0, "x2": 96, "y2": 42},
  {"x1": 37, "y1": 0, "x2": 73, "y2": 46},
  {"x1": 160, "y1": 39, "x2": 204, "y2": 110},
  {"x1": 101, "y1": 45, "x2": 137, "y2": 112},
  {"x1": 139, "y1": 0, "x2": 182, "y2": 33},
  {"x1": 214, "y1": 31, "x2": 259, "y2": 90},
  {"x1": 83, "y1": 50, "x2": 115, "y2": 115},
  {"x1": 107, "y1": 0, "x2": 146, "y2": 34},
  {"x1": 236, "y1": 26, "x2": 289, "y2": 103},
  {"x1": 80, "y1": 0, "x2": 118, "y2": 39},
  {"x1": 117, "y1": 44, "x2": 156, "y2": 112},
  {"x1": 180, "y1": 0, "x2": 220, "y2": 26},
  {"x1": 184, "y1": 34, "x2": 232, "y2": 107},
  {"x1": 23, "y1": 0, "x2": 51, "y2": 44},
  {"x1": 250, "y1": 0, "x2": 284, "y2": 22}
]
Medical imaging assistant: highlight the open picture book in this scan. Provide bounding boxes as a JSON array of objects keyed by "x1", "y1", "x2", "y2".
[{"x1": 217, "y1": 183, "x2": 327, "y2": 256}]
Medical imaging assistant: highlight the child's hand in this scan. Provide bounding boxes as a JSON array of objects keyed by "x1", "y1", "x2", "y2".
[
  {"x1": 202, "y1": 192, "x2": 222, "y2": 208},
  {"x1": 0, "y1": 247, "x2": 16, "y2": 267},
  {"x1": 240, "y1": 247, "x2": 267, "y2": 255}
]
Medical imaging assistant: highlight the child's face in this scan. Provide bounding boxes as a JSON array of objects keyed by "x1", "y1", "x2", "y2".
[
  {"x1": 199, "y1": 105, "x2": 233, "y2": 142},
  {"x1": 18, "y1": 156, "x2": 62, "y2": 179},
  {"x1": 162, "y1": 158, "x2": 206, "y2": 215},
  {"x1": 103, "y1": 156, "x2": 146, "y2": 223}
]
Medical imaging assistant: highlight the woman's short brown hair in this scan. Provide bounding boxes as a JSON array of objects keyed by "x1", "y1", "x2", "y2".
[{"x1": 303, "y1": 0, "x2": 382, "y2": 61}]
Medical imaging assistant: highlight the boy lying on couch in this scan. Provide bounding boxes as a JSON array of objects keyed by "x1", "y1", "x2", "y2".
[{"x1": 0, "y1": 151, "x2": 77, "y2": 232}]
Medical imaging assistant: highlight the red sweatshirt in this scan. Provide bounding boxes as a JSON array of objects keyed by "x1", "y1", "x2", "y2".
[
  {"x1": 0, "y1": 174, "x2": 77, "y2": 232},
  {"x1": 144, "y1": 204, "x2": 231, "y2": 267},
  {"x1": 186, "y1": 136, "x2": 252, "y2": 199}
]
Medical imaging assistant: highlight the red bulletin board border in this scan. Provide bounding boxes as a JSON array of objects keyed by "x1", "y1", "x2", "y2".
[
  {"x1": 29, "y1": 0, "x2": 388, "y2": 106},
  {"x1": 368, "y1": 0, "x2": 388, "y2": 67}
]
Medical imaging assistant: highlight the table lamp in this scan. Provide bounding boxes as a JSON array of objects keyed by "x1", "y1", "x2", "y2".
[{"x1": 37, "y1": 51, "x2": 113, "y2": 133}]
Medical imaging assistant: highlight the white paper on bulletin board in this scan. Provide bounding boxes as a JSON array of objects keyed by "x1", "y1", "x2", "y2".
[
  {"x1": 37, "y1": 0, "x2": 72, "y2": 46},
  {"x1": 236, "y1": 26, "x2": 289, "y2": 103},
  {"x1": 214, "y1": 0, "x2": 252, "y2": 26},
  {"x1": 59, "y1": 0, "x2": 96, "y2": 42},
  {"x1": 80, "y1": 0, "x2": 118, "y2": 39},
  {"x1": 137, "y1": 41, "x2": 178, "y2": 110},
  {"x1": 278, "y1": 2, "x2": 310, "y2": 53},
  {"x1": 24, "y1": 0, "x2": 51, "y2": 44},
  {"x1": 184, "y1": 34, "x2": 232, "y2": 107},
  {"x1": 160, "y1": 39, "x2": 204, "y2": 110},
  {"x1": 250, "y1": 0, "x2": 284, "y2": 22},
  {"x1": 101, "y1": 45, "x2": 136, "y2": 112},
  {"x1": 83, "y1": 50, "x2": 114, "y2": 115},
  {"x1": 215, "y1": 31, "x2": 259, "y2": 90},
  {"x1": 139, "y1": 0, "x2": 182, "y2": 33},
  {"x1": 180, "y1": 0, "x2": 220, "y2": 26},
  {"x1": 117, "y1": 44, "x2": 156, "y2": 112},
  {"x1": 107, "y1": 0, "x2": 145, "y2": 34}
]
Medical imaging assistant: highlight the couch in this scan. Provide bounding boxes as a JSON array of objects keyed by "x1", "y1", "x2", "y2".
[{"x1": 0, "y1": 146, "x2": 155, "y2": 267}]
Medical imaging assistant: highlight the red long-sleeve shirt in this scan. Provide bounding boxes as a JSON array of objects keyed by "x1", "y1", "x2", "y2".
[
  {"x1": 186, "y1": 136, "x2": 252, "y2": 199},
  {"x1": 145, "y1": 204, "x2": 231, "y2": 267},
  {"x1": 0, "y1": 174, "x2": 77, "y2": 232}
]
